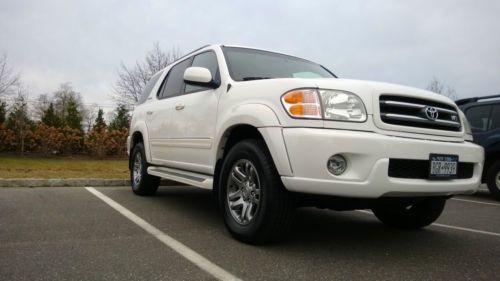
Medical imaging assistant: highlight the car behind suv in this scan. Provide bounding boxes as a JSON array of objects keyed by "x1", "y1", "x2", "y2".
[
  {"x1": 128, "y1": 45, "x2": 484, "y2": 243},
  {"x1": 456, "y1": 95, "x2": 500, "y2": 199}
]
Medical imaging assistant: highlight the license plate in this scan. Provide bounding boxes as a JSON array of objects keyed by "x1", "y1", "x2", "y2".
[{"x1": 429, "y1": 154, "x2": 458, "y2": 179}]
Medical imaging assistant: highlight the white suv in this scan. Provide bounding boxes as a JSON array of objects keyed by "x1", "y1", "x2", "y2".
[{"x1": 127, "y1": 45, "x2": 484, "y2": 243}]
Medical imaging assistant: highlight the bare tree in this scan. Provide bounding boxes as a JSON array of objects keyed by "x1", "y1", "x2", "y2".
[
  {"x1": 33, "y1": 93, "x2": 51, "y2": 121},
  {"x1": 0, "y1": 53, "x2": 20, "y2": 96},
  {"x1": 426, "y1": 76, "x2": 458, "y2": 101},
  {"x1": 114, "y1": 42, "x2": 181, "y2": 106},
  {"x1": 82, "y1": 103, "x2": 98, "y2": 132},
  {"x1": 52, "y1": 82, "x2": 84, "y2": 120}
]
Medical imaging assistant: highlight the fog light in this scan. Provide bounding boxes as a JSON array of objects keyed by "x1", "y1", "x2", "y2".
[{"x1": 327, "y1": 154, "x2": 347, "y2": 175}]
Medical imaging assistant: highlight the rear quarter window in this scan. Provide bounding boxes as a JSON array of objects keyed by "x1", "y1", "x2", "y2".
[{"x1": 137, "y1": 71, "x2": 163, "y2": 105}]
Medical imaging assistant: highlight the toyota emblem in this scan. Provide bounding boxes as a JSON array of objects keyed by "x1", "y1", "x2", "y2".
[{"x1": 424, "y1": 106, "x2": 439, "y2": 120}]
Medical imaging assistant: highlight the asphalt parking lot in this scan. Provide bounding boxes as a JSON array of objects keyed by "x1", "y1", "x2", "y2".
[{"x1": 1, "y1": 185, "x2": 499, "y2": 281}]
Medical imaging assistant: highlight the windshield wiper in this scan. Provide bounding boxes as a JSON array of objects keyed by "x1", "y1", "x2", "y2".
[{"x1": 242, "y1": 77, "x2": 271, "y2": 81}]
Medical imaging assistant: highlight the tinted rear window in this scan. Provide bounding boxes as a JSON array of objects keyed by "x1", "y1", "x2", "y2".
[{"x1": 137, "y1": 71, "x2": 162, "y2": 104}]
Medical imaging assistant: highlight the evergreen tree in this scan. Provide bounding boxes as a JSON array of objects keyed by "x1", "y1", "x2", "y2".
[
  {"x1": 93, "y1": 108, "x2": 106, "y2": 131},
  {"x1": 6, "y1": 96, "x2": 30, "y2": 130},
  {"x1": 6, "y1": 95, "x2": 32, "y2": 155},
  {"x1": 64, "y1": 98, "x2": 82, "y2": 131},
  {"x1": 0, "y1": 100, "x2": 6, "y2": 124},
  {"x1": 41, "y1": 103, "x2": 61, "y2": 127},
  {"x1": 109, "y1": 104, "x2": 129, "y2": 131}
]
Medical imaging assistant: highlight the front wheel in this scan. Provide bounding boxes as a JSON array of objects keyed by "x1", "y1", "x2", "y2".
[
  {"x1": 130, "y1": 142, "x2": 160, "y2": 196},
  {"x1": 372, "y1": 197, "x2": 446, "y2": 229},
  {"x1": 486, "y1": 161, "x2": 500, "y2": 200},
  {"x1": 218, "y1": 139, "x2": 295, "y2": 244}
]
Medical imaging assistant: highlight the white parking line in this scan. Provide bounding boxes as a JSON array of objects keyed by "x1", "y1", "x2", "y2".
[
  {"x1": 432, "y1": 223, "x2": 500, "y2": 237},
  {"x1": 85, "y1": 187, "x2": 242, "y2": 281},
  {"x1": 355, "y1": 210, "x2": 500, "y2": 238},
  {"x1": 451, "y1": 198, "x2": 500, "y2": 207}
]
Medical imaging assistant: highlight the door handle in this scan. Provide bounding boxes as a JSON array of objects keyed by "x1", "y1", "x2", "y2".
[
  {"x1": 175, "y1": 104, "x2": 185, "y2": 110},
  {"x1": 146, "y1": 111, "x2": 153, "y2": 115}
]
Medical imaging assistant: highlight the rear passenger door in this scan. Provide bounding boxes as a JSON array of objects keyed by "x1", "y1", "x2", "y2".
[
  {"x1": 164, "y1": 51, "x2": 222, "y2": 174},
  {"x1": 148, "y1": 58, "x2": 191, "y2": 163}
]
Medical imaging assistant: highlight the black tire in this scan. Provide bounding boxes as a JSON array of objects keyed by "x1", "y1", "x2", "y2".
[
  {"x1": 218, "y1": 139, "x2": 295, "y2": 244},
  {"x1": 486, "y1": 161, "x2": 500, "y2": 200},
  {"x1": 372, "y1": 197, "x2": 446, "y2": 229},
  {"x1": 130, "y1": 142, "x2": 160, "y2": 196}
]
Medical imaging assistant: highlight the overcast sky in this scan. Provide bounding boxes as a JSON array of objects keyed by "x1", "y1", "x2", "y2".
[{"x1": 1, "y1": 0, "x2": 499, "y2": 107}]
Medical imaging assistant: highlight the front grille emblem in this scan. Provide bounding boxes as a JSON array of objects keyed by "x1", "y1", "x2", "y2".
[{"x1": 424, "y1": 106, "x2": 439, "y2": 120}]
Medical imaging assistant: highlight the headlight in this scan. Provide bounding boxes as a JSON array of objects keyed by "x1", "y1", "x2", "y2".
[
  {"x1": 281, "y1": 89, "x2": 367, "y2": 122},
  {"x1": 319, "y1": 90, "x2": 367, "y2": 122}
]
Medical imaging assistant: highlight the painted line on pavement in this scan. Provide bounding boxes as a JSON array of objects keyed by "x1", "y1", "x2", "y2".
[
  {"x1": 451, "y1": 198, "x2": 500, "y2": 207},
  {"x1": 431, "y1": 223, "x2": 500, "y2": 237},
  {"x1": 85, "y1": 187, "x2": 242, "y2": 281},
  {"x1": 355, "y1": 210, "x2": 500, "y2": 238}
]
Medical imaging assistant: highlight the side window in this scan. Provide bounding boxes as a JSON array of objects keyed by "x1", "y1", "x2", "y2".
[
  {"x1": 137, "y1": 71, "x2": 162, "y2": 104},
  {"x1": 185, "y1": 51, "x2": 220, "y2": 94},
  {"x1": 465, "y1": 105, "x2": 492, "y2": 132},
  {"x1": 159, "y1": 59, "x2": 191, "y2": 99},
  {"x1": 490, "y1": 105, "x2": 500, "y2": 131}
]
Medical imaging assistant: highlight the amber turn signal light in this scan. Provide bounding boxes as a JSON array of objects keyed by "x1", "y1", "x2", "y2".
[{"x1": 281, "y1": 89, "x2": 321, "y2": 119}]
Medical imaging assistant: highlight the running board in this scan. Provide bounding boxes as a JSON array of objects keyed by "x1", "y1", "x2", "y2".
[{"x1": 147, "y1": 166, "x2": 213, "y2": 190}]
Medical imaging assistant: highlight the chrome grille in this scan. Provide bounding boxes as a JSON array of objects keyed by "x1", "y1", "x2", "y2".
[{"x1": 379, "y1": 95, "x2": 461, "y2": 131}]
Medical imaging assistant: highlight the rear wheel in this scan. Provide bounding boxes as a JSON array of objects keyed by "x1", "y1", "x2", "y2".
[
  {"x1": 372, "y1": 197, "x2": 446, "y2": 229},
  {"x1": 486, "y1": 161, "x2": 500, "y2": 200},
  {"x1": 130, "y1": 142, "x2": 160, "y2": 196},
  {"x1": 218, "y1": 139, "x2": 295, "y2": 244}
]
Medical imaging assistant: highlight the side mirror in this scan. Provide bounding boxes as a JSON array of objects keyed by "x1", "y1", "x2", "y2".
[{"x1": 183, "y1": 67, "x2": 219, "y2": 88}]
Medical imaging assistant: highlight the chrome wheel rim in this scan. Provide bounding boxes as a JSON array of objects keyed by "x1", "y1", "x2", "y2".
[
  {"x1": 226, "y1": 159, "x2": 261, "y2": 225},
  {"x1": 133, "y1": 153, "x2": 142, "y2": 187},
  {"x1": 496, "y1": 170, "x2": 500, "y2": 188}
]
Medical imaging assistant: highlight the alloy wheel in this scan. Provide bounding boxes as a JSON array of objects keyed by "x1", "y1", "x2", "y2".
[{"x1": 226, "y1": 159, "x2": 261, "y2": 225}]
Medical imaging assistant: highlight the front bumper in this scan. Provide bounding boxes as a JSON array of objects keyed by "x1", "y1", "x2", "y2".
[{"x1": 281, "y1": 128, "x2": 484, "y2": 198}]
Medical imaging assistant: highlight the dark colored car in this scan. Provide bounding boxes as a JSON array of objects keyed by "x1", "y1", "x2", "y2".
[{"x1": 457, "y1": 94, "x2": 500, "y2": 200}]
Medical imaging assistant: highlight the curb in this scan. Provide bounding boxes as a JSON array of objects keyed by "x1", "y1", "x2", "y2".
[
  {"x1": 0, "y1": 178, "x2": 131, "y2": 187},
  {"x1": 0, "y1": 178, "x2": 182, "y2": 188}
]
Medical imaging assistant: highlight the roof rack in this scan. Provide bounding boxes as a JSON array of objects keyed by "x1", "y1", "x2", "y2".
[{"x1": 455, "y1": 94, "x2": 500, "y2": 105}]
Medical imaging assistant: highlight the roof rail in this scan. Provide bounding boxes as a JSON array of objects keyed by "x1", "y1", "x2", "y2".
[
  {"x1": 456, "y1": 94, "x2": 500, "y2": 105},
  {"x1": 168, "y1": 44, "x2": 211, "y2": 66}
]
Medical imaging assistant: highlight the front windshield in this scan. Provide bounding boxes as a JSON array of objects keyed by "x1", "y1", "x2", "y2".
[{"x1": 222, "y1": 47, "x2": 336, "y2": 81}]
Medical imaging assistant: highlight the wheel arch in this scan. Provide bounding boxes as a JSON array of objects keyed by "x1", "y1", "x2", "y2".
[
  {"x1": 129, "y1": 121, "x2": 152, "y2": 166},
  {"x1": 213, "y1": 123, "x2": 293, "y2": 192},
  {"x1": 483, "y1": 140, "x2": 500, "y2": 182}
]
